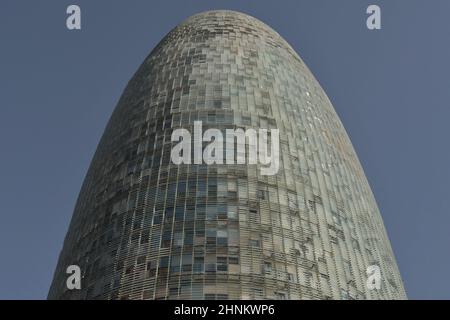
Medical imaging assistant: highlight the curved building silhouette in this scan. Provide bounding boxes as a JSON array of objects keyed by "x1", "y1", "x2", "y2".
[{"x1": 49, "y1": 10, "x2": 406, "y2": 300}]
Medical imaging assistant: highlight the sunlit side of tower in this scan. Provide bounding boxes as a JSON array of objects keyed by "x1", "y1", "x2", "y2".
[{"x1": 48, "y1": 10, "x2": 406, "y2": 300}]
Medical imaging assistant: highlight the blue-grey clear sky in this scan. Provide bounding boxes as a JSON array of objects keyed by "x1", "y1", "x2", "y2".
[{"x1": 0, "y1": 0, "x2": 449, "y2": 300}]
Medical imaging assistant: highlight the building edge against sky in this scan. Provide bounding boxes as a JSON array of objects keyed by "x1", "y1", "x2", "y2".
[{"x1": 48, "y1": 10, "x2": 406, "y2": 300}]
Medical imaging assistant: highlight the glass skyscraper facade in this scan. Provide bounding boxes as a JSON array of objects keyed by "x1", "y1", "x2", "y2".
[{"x1": 48, "y1": 10, "x2": 406, "y2": 300}]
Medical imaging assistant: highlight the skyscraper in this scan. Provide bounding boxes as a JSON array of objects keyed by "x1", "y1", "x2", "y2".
[{"x1": 48, "y1": 10, "x2": 406, "y2": 300}]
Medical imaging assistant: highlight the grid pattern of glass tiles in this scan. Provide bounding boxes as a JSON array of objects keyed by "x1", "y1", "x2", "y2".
[{"x1": 48, "y1": 10, "x2": 406, "y2": 300}]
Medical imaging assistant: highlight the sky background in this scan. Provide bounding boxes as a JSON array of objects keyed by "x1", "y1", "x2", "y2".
[{"x1": 0, "y1": 0, "x2": 449, "y2": 299}]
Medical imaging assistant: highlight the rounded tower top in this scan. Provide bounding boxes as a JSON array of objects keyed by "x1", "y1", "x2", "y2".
[{"x1": 161, "y1": 9, "x2": 302, "y2": 63}]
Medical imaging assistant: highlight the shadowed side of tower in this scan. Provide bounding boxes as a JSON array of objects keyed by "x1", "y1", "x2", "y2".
[{"x1": 48, "y1": 10, "x2": 406, "y2": 300}]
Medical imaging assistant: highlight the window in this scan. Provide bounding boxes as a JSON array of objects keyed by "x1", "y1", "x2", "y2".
[
  {"x1": 206, "y1": 226, "x2": 216, "y2": 238},
  {"x1": 207, "y1": 206, "x2": 217, "y2": 220},
  {"x1": 173, "y1": 232, "x2": 183, "y2": 247},
  {"x1": 308, "y1": 200, "x2": 315, "y2": 212},
  {"x1": 159, "y1": 256, "x2": 169, "y2": 268},
  {"x1": 229, "y1": 256, "x2": 239, "y2": 265},
  {"x1": 175, "y1": 207, "x2": 184, "y2": 221},
  {"x1": 205, "y1": 263, "x2": 216, "y2": 272},
  {"x1": 184, "y1": 231, "x2": 194, "y2": 245},
  {"x1": 125, "y1": 265, "x2": 134, "y2": 274},
  {"x1": 170, "y1": 255, "x2": 180, "y2": 273},
  {"x1": 161, "y1": 230, "x2": 171, "y2": 248},
  {"x1": 275, "y1": 292, "x2": 286, "y2": 300},
  {"x1": 249, "y1": 239, "x2": 260, "y2": 248},
  {"x1": 146, "y1": 260, "x2": 156, "y2": 276},
  {"x1": 137, "y1": 256, "x2": 146, "y2": 264},
  {"x1": 242, "y1": 116, "x2": 251, "y2": 125},
  {"x1": 287, "y1": 273, "x2": 295, "y2": 282},
  {"x1": 288, "y1": 193, "x2": 297, "y2": 210},
  {"x1": 182, "y1": 254, "x2": 192, "y2": 267},
  {"x1": 264, "y1": 262, "x2": 272, "y2": 273},
  {"x1": 252, "y1": 288, "x2": 264, "y2": 298},
  {"x1": 257, "y1": 190, "x2": 267, "y2": 200},
  {"x1": 218, "y1": 204, "x2": 227, "y2": 219},
  {"x1": 169, "y1": 287, "x2": 179, "y2": 296},
  {"x1": 217, "y1": 257, "x2": 228, "y2": 272},
  {"x1": 249, "y1": 208, "x2": 258, "y2": 218},
  {"x1": 153, "y1": 215, "x2": 162, "y2": 225},
  {"x1": 193, "y1": 257, "x2": 204, "y2": 273},
  {"x1": 227, "y1": 205, "x2": 238, "y2": 220},
  {"x1": 217, "y1": 237, "x2": 228, "y2": 246}
]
